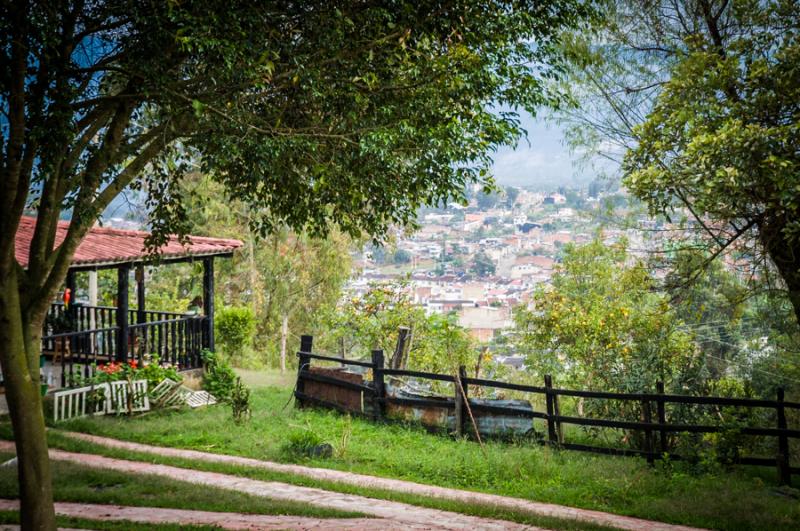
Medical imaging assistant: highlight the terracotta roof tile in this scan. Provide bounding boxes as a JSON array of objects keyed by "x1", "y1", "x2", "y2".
[{"x1": 15, "y1": 216, "x2": 243, "y2": 269}]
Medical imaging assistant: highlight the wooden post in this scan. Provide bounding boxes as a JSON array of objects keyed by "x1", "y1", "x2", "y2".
[
  {"x1": 65, "y1": 270, "x2": 78, "y2": 358},
  {"x1": 459, "y1": 365, "x2": 469, "y2": 436},
  {"x1": 295, "y1": 335, "x2": 313, "y2": 408},
  {"x1": 454, "y1": 367, "x2": 464, "y2": 436},
  {"x1": 656, "y1": 381, "x2": 668, "y2": 455},
  {"x1": 642, "y1": 399, "x2": 654, "y2": 465},
  {"x1": 136, "y1": 264, "x2": 146, "y2": 324},
  {"x1": 544, "y1": 375, "x2": 558, "y2": 445},
  {"x1": 372, "y1": 349, "x2": 386, "y2": 420},
  {"x1": 202, "y1": 257, "x2": 215, "y2": 352},
  {"x1": 777, "y1": 388, "x2": 791, "y2": 486},
  {"x1": 553, "y1": 384, "x2": 563, "y2": 444},
  {"x1": 115, "y1": 265, "x2": 130, "y2": 362}
]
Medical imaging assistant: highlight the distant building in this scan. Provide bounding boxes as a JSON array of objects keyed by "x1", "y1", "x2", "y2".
[
  {"x1": 543, "y1": 193, "x2": 567, "y2": 205},
  {"x1": 458, "y1": 306, "x2": 512, "y2": 343}
]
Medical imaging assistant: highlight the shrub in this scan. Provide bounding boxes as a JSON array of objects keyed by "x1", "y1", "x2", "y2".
[
  {"x1": 138, "y1": 355, "x2": 182, "y2": 389},
  {"x1": 215, "y1": 306, "x2": 256, "y2": 360},
  {"x1": 230, "y1": 377, "x2": 251, "y2": 423},
  {"x1": 284, "y1": 427, "x2": 324, "y2": 456},
  {"x1": 201, "y1": 350, "x2": 237, "y2": 401}
]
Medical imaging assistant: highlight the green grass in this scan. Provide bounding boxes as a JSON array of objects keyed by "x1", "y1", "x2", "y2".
[
  {"x1": 0, "y1": 450, "x2": 359, "y2": 519},
  {"x1": 0, "y1": 511, "x2": 221, "y2": 530},
  {"x1": 21, "y1": 371, "x2": 800, "y2": 530},
  {"x1": 40, "y1": 431, "x2": 616, "y2": 531}
]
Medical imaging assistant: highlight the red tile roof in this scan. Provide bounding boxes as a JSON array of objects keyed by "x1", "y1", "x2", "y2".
[{"x1": 15, "y1": 216, "x2": 243, "y2": 269}]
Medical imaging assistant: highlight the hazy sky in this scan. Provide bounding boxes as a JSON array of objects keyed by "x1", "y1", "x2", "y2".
[{"x1": 491, "y1": 111, "x2": 604, "y2": 189}]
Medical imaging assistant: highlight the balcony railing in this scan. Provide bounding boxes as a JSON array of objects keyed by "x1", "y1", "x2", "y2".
[{"x1": 43, "y1": 303, "x2": 206, "y2": 387}]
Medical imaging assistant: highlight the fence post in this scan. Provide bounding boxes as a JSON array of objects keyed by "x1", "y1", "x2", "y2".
[
  {"x1": 544, "y1": 375, "x2": 558, "y2": 445},
  {"x1": 460, "y1": 365, "x2": 469, "y2": 436},
  {"x1": 656, "y1": 381, "x2": 667, "y2": 455},
  {"x1": 454, "y1": 365, "x2": 469, "y2": 437},
  {"x1": 777, "y1": 388, "x2": 791, "y2": 486},
  {"x1": 371, "y1": 349, "x2": 386, "y2": 420},
  {"x1": 642, "y1": 398, "x2": 654, "y2": 465},
  {"x1": 295, "y1": 335, "x2": 313, "y2": 408}
]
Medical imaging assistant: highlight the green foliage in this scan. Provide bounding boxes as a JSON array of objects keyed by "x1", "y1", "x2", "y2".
[
  {"x1": 201, "y1": 350, "x2": 237, "y2": 402},
  {"x1": 230, "y1": 377, "x2": 251, "y2": 424},
  {"x1": 215, "y1": 306, "x2": 256, "y2": 360},
  {"x1": 284, "y1": 427, "x2": 324, "y2": 456},
  {"x1": 58, "y1": 384, "x2": 800, "y2": 530},
  {"x1": 470, "y1": 250, "x2": 496, "y2": 277},
  {"x1": 563, "y1": 0, "x2": 800, "y2": 322},
  {"x1": 514, "y1": 237, "x2": 699, "y2": 395},
  {"x1": 4, "y1": 0, "x2": 595, "y2": 522},
  {"x1": 173, "y1": 174, "x2": 354, "y2": 368},
  {"x1": 73, "y1": 358, "x2": 180, "y2": 393},
  {"x1": 137, "y1": 356, "x2": 182, "y2": 389},
  {"x1": 322, "y1": 282, "x2": 487, "y2": 377}
]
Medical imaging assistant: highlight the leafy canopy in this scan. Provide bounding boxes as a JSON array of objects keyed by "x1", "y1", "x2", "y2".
[
  {"x1": 558, "y1": 0, "x2": 800, "y2": 321},
  {"x1": 514, "y1": 238, "x2": 699, "y2": 393}
]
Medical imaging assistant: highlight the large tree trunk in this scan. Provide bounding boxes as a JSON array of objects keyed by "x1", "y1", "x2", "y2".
[
  {"x1": 0, "y1": 267, "x2": 56, "y2": 530},
  {"x1": 763, "y1": 227, "x2": 800, "y2": 326}
]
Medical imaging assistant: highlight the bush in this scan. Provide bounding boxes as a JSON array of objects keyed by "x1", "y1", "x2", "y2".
[
  {"x1": 230, "y1": 377, "x2": 251, "y2": 423},
  {"x1": 215, "y1": 306, "x2": 256, "y2": 360},
  {"x1": 284, "y1": 427, "x2": 324, "y2": 456},
  {"x1": 201, "y1": 350, "x2": 237, "y2": 401},
  {"x1": 138, "y1": 355, "x2": 182, "y2": 389}
]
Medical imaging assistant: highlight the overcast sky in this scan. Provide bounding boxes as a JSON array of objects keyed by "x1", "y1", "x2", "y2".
[{"x1": 491, "y1": 111, "x2": 609, "y2": 189}]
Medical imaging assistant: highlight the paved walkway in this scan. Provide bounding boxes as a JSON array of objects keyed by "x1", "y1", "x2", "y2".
[
  {"x1": 0, "y1": 441, "x2": 534, "y2": 530},
  {"x1": 0, "y1": 499, "x2": 402, "y2": 530},
  {"x1": 59, "y1": 431, "x2": 702, "y2": 531}
]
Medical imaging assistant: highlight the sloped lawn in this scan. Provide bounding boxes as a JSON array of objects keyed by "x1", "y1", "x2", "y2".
[{"x1": 36, "y1": 372, "x2": 800, "y2": 530}]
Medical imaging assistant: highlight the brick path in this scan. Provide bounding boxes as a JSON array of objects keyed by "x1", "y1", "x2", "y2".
[
  {"x1": 0, "y1": 441, "x2": 535, "y2": 530},
  {"x1": 0, "y1": 499, "x2": 405, "y2": 530},
  {"x1": 59, "y1": 431, "x2": 703, "y2": 531}
]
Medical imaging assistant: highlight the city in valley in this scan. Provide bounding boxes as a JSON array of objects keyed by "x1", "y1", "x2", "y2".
[{"x1": 347, "y1": 184, "x2": 646, "y2": 363}]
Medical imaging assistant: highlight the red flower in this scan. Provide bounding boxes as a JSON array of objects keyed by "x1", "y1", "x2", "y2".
[{"x1": 129, "y1": 360, "x2": 138, "y2": 369}]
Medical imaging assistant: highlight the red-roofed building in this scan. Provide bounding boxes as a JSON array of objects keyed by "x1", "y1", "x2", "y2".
[
  {"x1": 15, "y1": 216, "x2": 243, "y2": 388},
  {"x1": 15, "y1": 216, "x2": 242, "y2": 269}
]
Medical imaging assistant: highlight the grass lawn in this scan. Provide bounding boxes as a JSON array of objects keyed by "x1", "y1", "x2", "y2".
[
  {"x1": 0, "y1": 450, "x2": 359, "y2": 520},
  {"x1": 0, "y1": 511, "x2": 222, "y2": 531},
  {"x1": 39, "y1": 371, "x2": 800, "y2": 531}
]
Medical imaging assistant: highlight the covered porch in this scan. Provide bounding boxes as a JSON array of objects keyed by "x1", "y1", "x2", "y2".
[{"x1": 15, "y1": 216, "x2": 243, "y2": 389}]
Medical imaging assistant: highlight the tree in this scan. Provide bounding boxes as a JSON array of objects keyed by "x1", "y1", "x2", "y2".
[
  {"x1": 560, "y1": 0, "x2": 800, "y2": 324},
  {"x1": 175, "y1": 173, "x2": 353, "y2": 370},
  {"x1": 0, "y1": 1, "x2": 591, "y2": 526},
  {"x1": 470, "y1": 250, "x2": 497, "y2": 277},
  {"x1": 324, "y1": 282, "x2": 482, "y2": 378},
  {"x1": 513, "y1": 238, "x2": 699, "y2": 395}
]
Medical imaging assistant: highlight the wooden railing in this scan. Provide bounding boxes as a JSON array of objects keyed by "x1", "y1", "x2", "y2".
[
  {"x1": 128, "y1": 316, "x2": 206, "y2": 368},
  {"x1": 49, "y1": 302, "x2": 191, "y2": 332},
  {"x1": 294, "y1": 335, "x2": 800, "y2": 486},
  {"x1": 43, "y1": 305, "x2": 206, "y2": 387}
]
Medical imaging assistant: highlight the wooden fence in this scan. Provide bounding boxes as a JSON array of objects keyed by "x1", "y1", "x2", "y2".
[{"x1": 294, "y1": 335, "x2": 800, "y2": 486}]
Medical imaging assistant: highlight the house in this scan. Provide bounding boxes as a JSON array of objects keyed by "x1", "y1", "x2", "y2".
[
  {"x1": 15, "y1": 216, "x2": 243, "y2": 388},
  {"x1": 457, "y1": 306, "x2": 512, "y2": 343}
]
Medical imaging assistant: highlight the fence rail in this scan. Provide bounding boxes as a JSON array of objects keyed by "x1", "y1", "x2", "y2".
[
  {"x1": 293, "y1": 335, "x2": 799, "y2": 486},
  {"x1": 42, "y1": 315, "x2": 205, "y2": 387}
]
